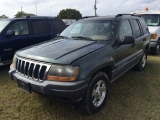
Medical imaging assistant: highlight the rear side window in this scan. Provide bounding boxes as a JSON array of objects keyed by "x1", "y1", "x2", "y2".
[
  {"x1": 9, "y1": 21, "x2": 29, "y2": 35},
  {"x1": 43, "y1": 20, "x2": 50, "y2": 33},
  {"x1": 31, "y1": 20, "x2": 46, "y2": 34},
  {"x1": 52, "y1": 19, "x2": 66, "y2": 33},
  {"x1": 139, "y1": 19, "x2": 149, "y2": 34},
  {"x1": 132, "y1": 19, "x2": 142, "y2": 38},
  {"x1": 119, "y1": 20, "x2": 133, "y2": 40}
]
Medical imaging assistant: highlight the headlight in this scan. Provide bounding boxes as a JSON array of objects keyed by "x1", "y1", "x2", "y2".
[
  {"x1": 47, "y1": 65, "x2": 79, "y2": 82},
  {"x1": 151, "y1": 34, "x2": 157, "y2": 39},
  {"x1": 12, "y1": 55, "x2": 16, "y2": 69}
]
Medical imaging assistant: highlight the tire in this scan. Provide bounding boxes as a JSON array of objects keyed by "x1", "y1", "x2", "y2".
[
  {"x1": 79, "y1": 72, "x2": 109, "y2": 115},
  {"x1": 150, "y1": 44, "x2": 160, "y2": 55},
  {"x1": 134, "y1": 51, "x2": 147, "y2": 71}
]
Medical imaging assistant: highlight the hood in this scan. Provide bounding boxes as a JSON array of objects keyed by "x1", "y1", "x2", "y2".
[
  {"x1": 148, "y1": 26, "x2": 160, "y2": 34},
  {"x1": 17, "y1": 39, "x2": 107, "y2": 64}
]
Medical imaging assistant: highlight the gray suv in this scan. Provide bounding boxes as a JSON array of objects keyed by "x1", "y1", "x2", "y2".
[{"x1": 9, "y1": 14, "x2": 150, "y2": 114}]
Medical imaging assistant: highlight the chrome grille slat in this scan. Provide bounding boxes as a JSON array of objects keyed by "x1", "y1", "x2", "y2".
[
  {"x1": 15, "y1": 57, "x2": 51, "y2": 82},
  {"x1": 32, "y1": 64, "x2": 36, "y2": 79},
  {"x1": 20, "y1": 60, "x2": 22, "y2": 73},
  {"x1": 43, "y1": 67, "x2": 50, "y2": 80},
  {"x1": 27, "y1": 62, "x2": 31, "y2": 77},
  {"x1": 23, "y1": 61, "x2": 26, "y2": 76},
  {"x1": 37, "y1": 65, "x2": 42, "y2": 80}
]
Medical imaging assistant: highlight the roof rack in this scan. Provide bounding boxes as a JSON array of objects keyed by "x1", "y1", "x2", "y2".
[
  {"x1": 26, "y1": 16, "x2": 30, "y2": 18},
  {"x1": 115, "y1": 14, "x2": 140, "y2": 18},
  {"x1": 24, "y1": 16, "x2": 56, "y2": 19},
  {"x1": 82, "y1": 16, "x2": 96, "y2": 19}
]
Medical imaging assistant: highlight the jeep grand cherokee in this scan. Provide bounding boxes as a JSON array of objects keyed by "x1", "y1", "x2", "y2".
[{"x1": 9, "y1": 14, "x2": 150, "y2": 114}]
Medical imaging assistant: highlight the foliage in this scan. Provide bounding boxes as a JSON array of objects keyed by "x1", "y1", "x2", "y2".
[
  {"x1": 0, "y1": 14, "x2": 8, "y2": 19},
  {"x1": 58, "y1": 8, "x2": 82, "y2": 20},
  {"x1": 15, "y1": 11, "x2": 35, "y2": 18}
]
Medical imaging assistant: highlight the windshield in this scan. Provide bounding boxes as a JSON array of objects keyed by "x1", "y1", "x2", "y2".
[
  {"x1": 140, "y1": 14, "x2": 160, "y2": 26},
  {"x1": 60, "y1": 20, "x2": 113, "y2": 41},
  {"x1": 0, "y1": 20, "x2": 10, "y2": 32}
]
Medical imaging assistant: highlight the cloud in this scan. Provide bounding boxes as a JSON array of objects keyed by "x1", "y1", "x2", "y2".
[{"x1": 0, "y1": 0, "x2": 160, "y2": 18}]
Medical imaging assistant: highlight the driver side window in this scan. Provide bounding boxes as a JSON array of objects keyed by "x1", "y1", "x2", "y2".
[
  {"x1": 119, "y1": 20, "x2": 133, "y2": 40},
  {"x1": 8, "y1": 21, "x2": 29, "y2": 36}
]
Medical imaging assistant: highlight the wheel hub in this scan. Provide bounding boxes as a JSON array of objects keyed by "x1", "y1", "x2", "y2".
[
  {"x1": 92, "y1": 80, "x2": 106, "y2": 107},
  {"x1": 142, "y1": 54, "x2": 146, "y2": 68},
  {"x1": 157, "y1": 45, "x2": 160, "y2": 53}
]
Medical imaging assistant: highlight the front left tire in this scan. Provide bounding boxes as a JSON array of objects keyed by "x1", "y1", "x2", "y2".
[{"x1": 79, "y1": 72, "x2": 109, "y2": 115}]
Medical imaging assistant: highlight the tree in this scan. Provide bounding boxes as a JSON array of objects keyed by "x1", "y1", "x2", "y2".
[
  {"x1": 58, "y1": 8, "x2": 82, "y2": 20},
  {"x1": 15, "y1": 11, "x2": 35, "y2": 18},
  {"x1": 0, "y1": 14, "x2": 8, "y2": 19}
]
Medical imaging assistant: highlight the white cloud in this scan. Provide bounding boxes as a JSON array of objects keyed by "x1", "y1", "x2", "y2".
[{"x1": 0, "y1": 0, "x2": 160, "y2": 18}]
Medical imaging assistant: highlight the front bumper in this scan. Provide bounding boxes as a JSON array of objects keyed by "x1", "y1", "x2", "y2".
[{"x1": 9, "y1": 68, "x2": 90, "y2": 102}]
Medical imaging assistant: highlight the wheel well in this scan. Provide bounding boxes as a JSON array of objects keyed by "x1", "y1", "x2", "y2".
[
  {"x1": 101, "y1": 66, "x2": 112, "y2": 80},
  {"x1": 90, "y1": 66, "x2": 112, "y2": 82}
]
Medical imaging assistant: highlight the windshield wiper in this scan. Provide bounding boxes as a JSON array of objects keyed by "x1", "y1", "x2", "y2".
[
  {"x1": 71, "y1": 36, "x2": 93, "y2": 40},
  {"x1": 57, "y1": 35, "x2": 68, "y2": 39}
]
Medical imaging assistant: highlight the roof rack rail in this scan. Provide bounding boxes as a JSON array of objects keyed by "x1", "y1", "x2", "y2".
[
  {"x1": 26, "y1": 16, "x2": 30, "y2": 18},
  {"x1": 82, "y1": 16, "x2": 96, "y2": 19},
  {"x1": 24, "y1": 16, "x2": 57, "y2": 19},
  {"x1": 115, "y1": 14, "x2": 139, "y2": 18}
]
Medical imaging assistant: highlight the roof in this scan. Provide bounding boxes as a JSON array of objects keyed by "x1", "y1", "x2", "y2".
[
  {"x1": 132, "y1": 10, "x2": 160, "y2": 15},
  {"x1": 7, "y1": 16, "x2": 57, "y2": 20},
  {"x1": 80, "y1": 14, "x2": 141, "y2": 21}
]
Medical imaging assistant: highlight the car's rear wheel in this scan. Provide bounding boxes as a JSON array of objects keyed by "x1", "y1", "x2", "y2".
[
  {"x1": 151, "y1": 44, "x2": 160, "y2": 55},
  {"x1": 79, "y1": 72, "x2": 109, "y2": 115},
  {"x1": 134, "y1": 51, "x2": 147, "y2": 71}
]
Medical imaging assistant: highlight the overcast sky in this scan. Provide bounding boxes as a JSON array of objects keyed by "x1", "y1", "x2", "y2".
[{"x1": 0, "y1": 0, "x2": 160, "y2": 18}]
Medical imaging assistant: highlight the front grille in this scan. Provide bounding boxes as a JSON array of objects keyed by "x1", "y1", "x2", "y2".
[{"x1": 16, "y1": 57, "x2": 51, "y2": 82}]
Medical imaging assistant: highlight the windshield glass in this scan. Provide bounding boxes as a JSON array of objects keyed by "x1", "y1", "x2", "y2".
[
  {"x1": 60, "y1": 20, "x2": 113, "y2": 41},
  {"x1": 140, "y1": 14, "x2": 160, "y2": 26},
  {"x1": 0, "y1": 20, "x2": 10, "y2": 32}
]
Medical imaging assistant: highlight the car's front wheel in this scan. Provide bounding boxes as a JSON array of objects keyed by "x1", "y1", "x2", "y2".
[{"x1": 79, "y1": 72, "x2": 109, "y2": 115}]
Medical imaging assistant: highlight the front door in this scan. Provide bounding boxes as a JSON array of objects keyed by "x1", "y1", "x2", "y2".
[
  {"x1": 0, "y1": 20, "x2": 30, "y2": 62},
  {"x1": 112, "y1": 19, "x2": 136, "y2": 79}
]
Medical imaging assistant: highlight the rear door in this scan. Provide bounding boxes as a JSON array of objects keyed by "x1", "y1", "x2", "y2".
[
  {"x1": 131, "y1": 19, "x2": 147, "y2": 55},
  {"x1": 29, "y1": 19, "x2": 52, "y2": 45},
  {"x1": 0, "y1": 20, "x2": 30, "y2": 62}
]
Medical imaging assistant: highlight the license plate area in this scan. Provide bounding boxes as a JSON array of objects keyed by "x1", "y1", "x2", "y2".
[{"x1": 17, "y1": 80, "x2": 31, "y2": 93}]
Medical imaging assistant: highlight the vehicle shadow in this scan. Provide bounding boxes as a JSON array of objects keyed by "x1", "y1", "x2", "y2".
[
  {"x1": 0, "y1": 65, "x2": 10, "y2": 84},
  {"x1": 0, "y1": 65, "x2": 10, "y2": 73}
]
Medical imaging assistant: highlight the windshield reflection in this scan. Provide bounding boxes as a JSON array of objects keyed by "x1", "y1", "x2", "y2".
[
  {"x1": 60, "y1": 20, "x2": 113, "y2": 41},
  {"x1": 0, "y1": 20, "x2": 10, "y2": 32}
]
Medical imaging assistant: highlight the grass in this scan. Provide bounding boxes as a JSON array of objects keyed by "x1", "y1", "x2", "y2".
[{"x1": 0, "y1": 55, "x2": 160, "y2": 120}]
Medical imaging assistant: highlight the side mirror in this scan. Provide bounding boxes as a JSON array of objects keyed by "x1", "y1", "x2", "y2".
[
  {"x1": 5, "y1": 30, "x2": 15, "y2": 37},
  {"x1": 119, "y1": 36, "x2": 135, "y2": 45}
]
